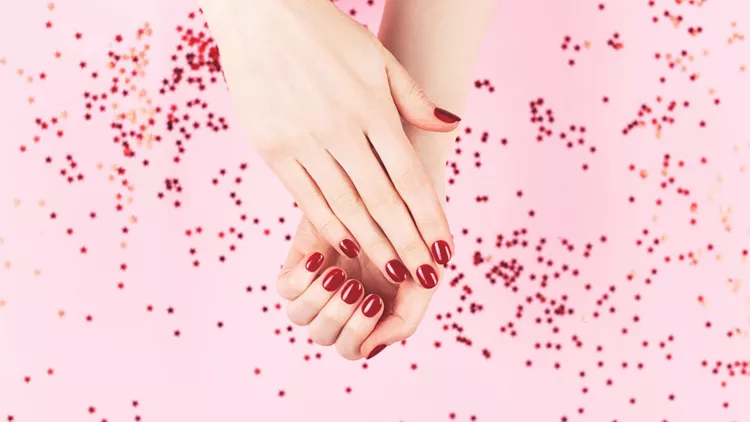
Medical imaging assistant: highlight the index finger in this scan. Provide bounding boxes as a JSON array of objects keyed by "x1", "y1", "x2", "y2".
[{"x1": 366, "y1": 117, "x2": 455, "y2": 267}]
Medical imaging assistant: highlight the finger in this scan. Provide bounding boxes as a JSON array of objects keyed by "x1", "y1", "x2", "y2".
[
  {"x1": 278, "y1": 216, "x2": 323, "y2": 274},
  {"x1": 327, "y1": 135, "x2": 440, "y2": 289},
  {"x1": 299, "y1": 147, "x2": 410, "y2": 284},
  {"x1": 286, "y1": 266, "x2": 347, "y2": 326},
  {"x1": 366, "y1": 118, "x2": 456, "y2": 268},
  {"x1": 277, "y1": 250, "x2": 329, "y2": 301},
  {"x1": 307, "y1": 278, "x2": 365, "y2": 346},
  {"x1": 269, "y1": 157, "x2": 362, "y2": 259},
  {"x1": 335, "y1": 293, "x2": 385, "y2": 360},
  {"x1": 360, "y1": 280, "x2": 437, "y2": 360},
  {"x1": 380, "y1": 44, "x2": 462, "y2": 130}
]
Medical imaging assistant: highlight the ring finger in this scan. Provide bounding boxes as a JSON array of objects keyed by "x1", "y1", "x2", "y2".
[
  {"x1": 335, "y1": 293, "x2": 385, "y2": 360},
  {"x1": 307, "y1": 278, "x2": 365, "y2": 346},
  {"x1": 286, "y1": 265, "x2": 348, "y2": 326}
]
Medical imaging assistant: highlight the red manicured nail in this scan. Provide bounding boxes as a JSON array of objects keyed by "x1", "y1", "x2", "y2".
[
  {"x1": 339, "y1": 239, "x2": 360, "y2": 258},
  {"x1": 367, "y1": 344, "x2": 387, "y2": 360},
  {"x1": 434, "y1": 107, "x2": 461, "y2": 123},
  {"x1": 431, "y1": 240, "x2": 452, "y2": 265},
  {"x1": 305, "y1": 252, "x2": 324, "y2": 272},
  {"x1": 321, "y1": 269, "x2": 347, "y2": 292},
  {"x1": 361, "y1": 294, "x2": 383, "y2": 318},
  {"x1": 385, "y1": 259, "x2": 408, "y2": 283},
  {"x1": 416, "y1": 264, "x2": 439, "y2": 289},
  {"x1": 340, "y1": 279, "x2": 363, "y2": 304}
]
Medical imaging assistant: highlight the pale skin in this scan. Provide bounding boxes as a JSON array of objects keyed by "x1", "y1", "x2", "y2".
[{"x1": 200, "y1": 0, "x2": 497, "y2": 359}]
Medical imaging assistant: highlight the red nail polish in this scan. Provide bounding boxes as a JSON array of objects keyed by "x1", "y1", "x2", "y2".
[
  {"x1": 385, "y1": 259, "x2": 408, "y2": 283},
  {"x1": 431, "y1": 240, "x2": 452, "y2": 265},
  {"x1": 367, "y1": 344, "x2": 386, "y2": 360},
  {"x1": 321, "y1": 269, "x2": 347, "y2": 292},
  {"x1": 340, "y1": 279, "x2": 364, "y2": 304},
  {"x1": 305, "y1": 252, "x2": 324, "y2": 272},
  {"x1": 361, "y1": 294, "x2": 383, "y2": 318},
  {"x1": 434, "y1": 107, "x2": 461, "y2": 124},
  {"x1": 339, "y1": 239, "x2": 360, "y2": 258},
  {"x1": 416, "y1": 264, "x2": 439, "y2": 289}
]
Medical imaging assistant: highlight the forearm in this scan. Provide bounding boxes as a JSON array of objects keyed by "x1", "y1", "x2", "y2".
[
  {"x1": 379, "y1": 0, "x2": 497, "y2": 115},
  {"x1": 379, "y1": 0, "x2": 497, "y2": 179}
]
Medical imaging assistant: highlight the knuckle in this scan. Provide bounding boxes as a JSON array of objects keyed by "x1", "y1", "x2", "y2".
[
  {"x1": 330, "y1": 188, "x2": 364, "y2": 215},
  {"x1": 366, "y1": 239, "x2": 393, "y2": 257},
  {"x1": 291, "y1": 186, "x2": 320, "y2": 209},
  {"x1": 394, "y1": 167, "x2": 430, "y2": 194},
  {"x1": 367, "y1": 188, "x2": 403, "y2": 215},
  {"x1": 417, "y1": 217, "x2": 443, "y2": 234},
  {"x1": 398, "y1": 239, "x2": 425, "y2": 258},
  {"x1": 407, "y1": 81, "x2": 429, "y2": 103},
  {"x1": 317, "y1": 217, "x2": 341, "y2": 240}
]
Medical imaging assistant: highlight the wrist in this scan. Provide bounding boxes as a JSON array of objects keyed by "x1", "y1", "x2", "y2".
[{"x1": 403, "y1": 124, "x2": 452, "y2": 198}]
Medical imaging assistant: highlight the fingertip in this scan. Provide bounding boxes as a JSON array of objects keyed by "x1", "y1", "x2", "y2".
[
  {"x1": 366, "y1": 344, "x2": 387, "y2": 360},
  {"x1": 361, "y1": 294, "x2": 384, "y2": 318},
  {"x1": 433, "y1": 107, "x2": 461, "y2": 124},
  {"x1": 385, "y1": 259, "x2": 409, "y2": 284},
  {"x1": 339, "y1": 238, "x2": 360, "y2": 258}
]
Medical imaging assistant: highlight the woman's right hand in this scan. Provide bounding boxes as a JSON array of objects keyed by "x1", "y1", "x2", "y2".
[{"x1": 199, "y1": 0, "x2": 458, "y2": 287}]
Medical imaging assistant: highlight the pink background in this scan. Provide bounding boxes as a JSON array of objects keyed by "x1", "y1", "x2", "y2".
[{"x1": 1, "y1": 1, "x2": 749, "y2": 421}]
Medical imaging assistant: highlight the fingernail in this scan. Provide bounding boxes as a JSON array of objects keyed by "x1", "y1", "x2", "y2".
[
  {"x1": 361, "y1": 294, "x2": 383, "y2": 318},
  {"x1": 434, "y1": 107, "x2": 461, "y2": 124},
  {"x1": 340, "y1": 279, "x2": 364, "y2": 304},
  {"x1": 322, "y1": 269, "x2": 347, "y2": 292},
  {"x1": 305, "y1": 252, "x2": 325, "y2": 272},
  {"x1": 416, "y1": 264, "x2": 439, "y2": 289},
  {"x1": 385, "y1": 259, "x2": 408, "y2": 283},
  {"x1": 339, "y1": 239, "x2": 360, "y2": 258},
  {"x1": 430, "y1": 240, "x2": 452, "y2": 265},
  {"x1": 367, "y1": 344, "x2": 387, "y2": 360}
]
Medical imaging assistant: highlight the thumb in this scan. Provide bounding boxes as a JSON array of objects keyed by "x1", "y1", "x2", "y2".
[
  {"x1": 381, "y1": 47, "x2": 462, "y2": 132},
  {"x1": 359, "y1": 281, "x2": 435, "y2": 360}
]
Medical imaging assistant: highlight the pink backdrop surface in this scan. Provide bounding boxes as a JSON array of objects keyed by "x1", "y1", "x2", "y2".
[{"x1": 1, "y1": 1, "x2": 749, "y2": 421}]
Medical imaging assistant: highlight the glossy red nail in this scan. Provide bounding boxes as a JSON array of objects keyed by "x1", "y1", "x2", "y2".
[
  {"x1": 305, "y1": 252, "x2": 324, "y2": 272},
  {"x1": 361, "y1": 294, "x2": 383, "y2": 318},
  {"x1": 431, "y1": 240, "x2": 452, "y2": 265},
  {"x1": 416, "y1": 264, "x2": 439, "y2": 289},
  {"x1": 434, "y1": 107, "x2": 461, "y2": 123},
  {"x1": 340, "y1": 279, "x2": 363, "y2": 304},
  {"x1": 339, "y1": 239, "x2": 360, "y2": 258},
  {"x1": 385, "y1": 259, "x2": 408, "y2": 283},
  {"x1": 321, "y1": 268, "x2": 347, "y2": 292},
  {"x1": 367, "y1": 344, "x2": 386, "y2": 360}
]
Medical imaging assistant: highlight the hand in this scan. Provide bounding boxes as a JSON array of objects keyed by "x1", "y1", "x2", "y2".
[
  {"x1": 275, "y1": 123, "x2": 450, "y2": 360},
  {"x1": 200, "y1": 0, "x2": 457, "y2": 287}
]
